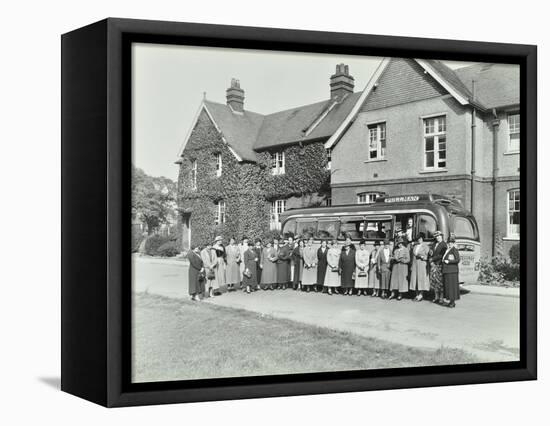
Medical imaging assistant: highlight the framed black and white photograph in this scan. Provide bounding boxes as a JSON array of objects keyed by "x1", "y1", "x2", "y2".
[{"x1": 61, "y1": 18, "x2": 537, "y2": 407}]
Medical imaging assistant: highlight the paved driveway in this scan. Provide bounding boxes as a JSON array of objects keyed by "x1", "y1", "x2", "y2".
[{"x1": 132, "y1": 256, "x2": 520, "y2": 362}]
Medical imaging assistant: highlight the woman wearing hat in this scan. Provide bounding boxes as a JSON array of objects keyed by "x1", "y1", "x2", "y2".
[
  {"x1": 340, "y1": 235, "x2": 356, "y2": 295},
  {"x1": 260, "y1": 239, "x2": 278, "y2": 290},
  {"x1": 317, "y1": 239, "x2": 329, "y2": 292},
  {"x1": 442, "y1": 236, "x2": 461, "y2": 308},
  {"x1": 276, "y1": 234, "x2": 292, "y2": 289},
  {"x1": 187, "y1": 244, "x2": 205, "y2": 301},
  {"x1": 213, "y1": 236, "x2": 226, "y2": 292},
  {"x1": 377, "y1": 239, "x2": 392, "y2": 298},
  {"x1": 242, "y1": 241, "x2": 258, "y2": 294},
  {"x1": 225, "y1": 237, "x2": 241, "y2": 292},
  {"x1": 409, "y1": 232, "x2": 430, "y2": 301},
  {"x1": 368, "y1": 241, "x2": 381, "y2": 296},
  {"x1": 301, "y1": 237, "x2": 318, "y2": 292},
  {"x1": 324, "y1": 239, "x2": 341, "y2": 295},
  {"x1": 389, "y1": 238, "x2": 410, "y2": 300},
  {"x1": 429, "y1": 230, "x2": 447, "y2": 304},
  {"x1": 354, "y1": 239, "x2": 370, "y2": 295},
  {"x1": 292, "y1": 238, "x2": 305, "y2": 290}
]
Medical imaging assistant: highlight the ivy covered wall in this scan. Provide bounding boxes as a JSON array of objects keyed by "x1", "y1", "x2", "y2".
[{"x1": 177, "y1": 109, "x2": 331, "y2": 248}]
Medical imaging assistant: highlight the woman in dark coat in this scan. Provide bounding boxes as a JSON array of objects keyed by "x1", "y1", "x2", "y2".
[
  {"x1": 276, "y1": 237, "x2": 292, "y2": 289},
  {"x1": 339, "y1": 236, "x2": 356, "y2": 295},
  {"x1": 292, "y1": 239, "x2": 305, "y2": 290},
  {"x1": 429, "y1": 230, "x2": 448, "y2": 304},
  {"x1": 317, "y1": 239, "x2": 328, "y2": 292},
  {"x1": 243, "y1": 241, "x2": 258, "y2": 294},
  {"x1": 187, "y1": 245, "x2": 204, "y2": 301},
  {"x1": 442, "y1": 236, "x2": 461, "y2": 308},
  {"x1": 253, "y1": 239, "x2": 263, "y2": 291}
]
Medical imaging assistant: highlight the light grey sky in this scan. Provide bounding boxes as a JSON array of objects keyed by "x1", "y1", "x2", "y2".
[{"x1": 132, "y1": 43, "x2": 474, "y2": 181}]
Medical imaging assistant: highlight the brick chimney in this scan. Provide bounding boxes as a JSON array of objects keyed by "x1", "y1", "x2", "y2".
[
  {"x1": 226, "y1": 78, "x2": 245, "y2": 112},
  {"x1": 330, "y1": 64, "x2": 354, "y2": 101}
]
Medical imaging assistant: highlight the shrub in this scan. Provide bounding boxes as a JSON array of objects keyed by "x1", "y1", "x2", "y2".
[
  {"x1": 143, "y1": 234, "x2": 172, "y2": 256},
  {"x1": 132, "y1": 228, "x2": 145, "y2": 253},
  {"x1": 478, "y1": 255, "x2": 520, "y2": 284},
  {"x1": 156, "y1": 241, "x2": 180, "y2": 257},
  {"x1": 509, "y1": 243, "x2": 520, "y2": 265}
]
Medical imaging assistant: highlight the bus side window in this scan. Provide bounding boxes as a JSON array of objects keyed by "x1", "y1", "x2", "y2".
[
  {"x1": 296, "y1": 220, "x2": 317, "y2": 239},
  {"x1": 417, "y1": 214, "x2": 437, "y2": 240},
  {"x1": 339, "y1": 216, "x2": 365, "y2": 240},
  {"x1": 365, "y1": 219, "x2": 393, "y2": 240},
  {"x1": 316, "y1": 220, "x2": 340, "y2": 240},
  {"x1": 282, "y1": 219, "x2": 296, "y2": 236}
]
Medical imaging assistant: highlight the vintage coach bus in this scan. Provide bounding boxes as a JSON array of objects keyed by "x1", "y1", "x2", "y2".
[{"x1": 279, "y1": 194, "x2": 481, "y2": 284}]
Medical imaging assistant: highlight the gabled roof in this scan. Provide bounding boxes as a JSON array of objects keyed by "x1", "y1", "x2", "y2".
[
  {"x1": 454, "y1": 63, "x2": 519, "y2": 109},
  {"x1": 202, "y1": 100, "x2": 264, "y2": 162}
]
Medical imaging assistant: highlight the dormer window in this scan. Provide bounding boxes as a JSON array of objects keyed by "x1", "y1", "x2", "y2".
[
  {"x1": 271, "y1": 151, "x2": 285, "y2": 175},
  {"x1": 215, "y1": 153, "x2": 222, "y2": 177}
]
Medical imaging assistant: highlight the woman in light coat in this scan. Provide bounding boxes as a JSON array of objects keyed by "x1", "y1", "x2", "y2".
[
  {"x1": 354, "y1": 239, "x2": 370, "y2": 295},
  {"x1": 389, "y1": 239, "x2": 410, "y2": 300},
  {"x1": 409, "y1": 233, "x2": 430, "y2": 301},
  {"x1": 301, "y1": 237, "x2": 318, "y2": 292},
  {"x1": 200, "y1": 242, "x2": 218, "y2": 298},
  {"x1": 368, "y1": 241, "x2": 381, "y2": 296},
  {"x1": 260, "y1": 240, "x2": 278, "y2": 290},
  {"x1": 212, "y1": 236, "x2": 226, "y2": 291},
  {"x1": 225, "y1": 237, "x2": 241, "y2": 291},
  {"x1": 324, "y1": 240, "x2": 341, "y2": 295}
]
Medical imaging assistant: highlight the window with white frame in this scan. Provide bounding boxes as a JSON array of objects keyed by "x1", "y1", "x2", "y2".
[
  {"x1": 423, "y1": 116, "x2": 446, "y2": 170},
  {"x1": 215, "y1": 153, "x2": 222, "y2": 177},
  {"x1": 190, "y1": 159, "x2": 197, "y2": 190},
  {"x1": 215, "y1": 200, "x2": 226, "y2": 225},
  {"x1": 508, "y1": 113, "x2": 520, "y2": 152},
  {"x1": 367, "y1": 122, "x2": 386, "y2": 160},
  {"x1": 270, "y1": 199, "x2": 286, "y2": 230},
  {"x1": 271, "y1": 151, "x2": 285, "y2": 175},
  {"x1": 507, "y1": 189, "x2": 520, "y2": 238},
  {"x1": 326, "y1": 148, "x2": 332, "y2": 170},
  {"x1": 357, "y1": 192, "x2": 380, "y2": 204}
]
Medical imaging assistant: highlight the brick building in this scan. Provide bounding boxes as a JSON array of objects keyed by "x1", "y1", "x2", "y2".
[
  {"x1": 176, "y1": 65, "x2": 361, "y2": 249},
  {"x1": 327, "y1": 58, "x2": 519, "y2": 257}
]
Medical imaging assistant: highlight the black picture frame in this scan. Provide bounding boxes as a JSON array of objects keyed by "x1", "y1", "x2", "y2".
[{"x1": 61, "y1": 17, "x2": 537, "y2": 407}]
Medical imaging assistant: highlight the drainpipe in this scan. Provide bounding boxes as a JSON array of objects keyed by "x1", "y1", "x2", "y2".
[
  {"x1": 470, "y1": 80, "x2": 476, "y2": 213},
  {"x1": 491, "y1": 109, "x2": 500, "y2": 257}
]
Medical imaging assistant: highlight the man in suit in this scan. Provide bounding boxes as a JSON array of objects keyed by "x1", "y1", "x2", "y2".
[{"x1": 377, "y1": 239, "x2": 392, "y2": 299}]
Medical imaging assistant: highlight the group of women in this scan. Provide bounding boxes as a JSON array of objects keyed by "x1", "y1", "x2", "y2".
[{"x1": 187, "y1": 230, "x2": 461, "y2": 308}]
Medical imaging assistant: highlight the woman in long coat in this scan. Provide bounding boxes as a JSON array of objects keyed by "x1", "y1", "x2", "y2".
[
  {"x1": 276, "y1": 238, "x2": 292, "y2": 289},
  {"x1": 317, "y1": 240, "x2": 329, "y2": 292},
  {"x1": 389, "y1": 239, "x2": 410, "y2": 300},
  {"x1": 212, "y1": 236, "x2": 226, "y2": 291},
  {"x1": 429, "y1": 231, "x2": 447, "y2": 304},
  {"x1": 260, "y1": 240, "x2": 278, "y2": 290},
  {"x1": 354, "y1": 239, "x2": 370, "y2": 295},
  {"x1": 409, "y1": 233, "x2": 430, "y2": 301},
  {"x1": 368, "y1": 241, "x2": 381, "y2": 296},
  {"x1": 302, "y1": 237, "x2": 318, "y2": 292},
  {"x1": 292, "y1": 239, "x2": 305, "y2": 290},
  {"x1": 187, "y1": 245, "x2": 204, "y2": 301},
  {"x1": 200, "y1": 243, "x2": 218, "y2": 298},
  {"x1": 340, "y1": 236, "x2": 356, "y2": 295},
  {"x1": 377, "y1": 239, "x2": 392, "y2": 298},
  {"x1": 325, "y1": 240, "x2": 341, "y2": 295},
  {"x1": 225, "y1": 237, "x2": 241, "y2": 291},
  {"x1": 242, "y1": 242, "x2": 258, "y2": 294},
  {"x1": 442, "y1": 236, "x2": 461, "y2": 308}
]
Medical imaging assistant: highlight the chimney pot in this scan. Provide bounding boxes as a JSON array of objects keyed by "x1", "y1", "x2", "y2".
[
  {"x1": 330, "y1": 63, "x2": 354, "y2": 101},
  {"x1": 226, "y1": 78, "x2": 245, "y2": 112}
]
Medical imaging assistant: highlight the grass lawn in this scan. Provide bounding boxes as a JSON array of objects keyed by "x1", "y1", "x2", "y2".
[{"x1": 132, "y1": 292, "x2": 479, "y2": 383}]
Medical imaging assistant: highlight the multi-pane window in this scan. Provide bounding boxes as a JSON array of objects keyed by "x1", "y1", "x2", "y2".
[
  {"x1": 190, "y1": 160, "x2": 197, "y2": 190},
  {"x1": 271, "y1": 151, "x2": 285, "y2": 175},
  {"x1": 215, "y1": 153, "x2": 222, "y2": 177},
  {"x1": 507, "y1": 189, "x2": 520, "y2": 238},
  {"x1": 367, "y1": 122, "x2": 386, "y2": 160},
  {"x1": 326, "y1": 148, "x2": 332, "y2": 170},
  {"x1": 270, "y1": 199, "x2": 286, "y2": 230},
  {"x1": 357, "y1": 192, "x2": 380, "y2": 204},
  {"x1": 508, "y1": 113, "x2": 520, "y2": 152},
  {"x1": 325, "y1": 196, "x2": 332, "y2": 207},
  {"x1": 214, "y1": 200, "x2": 226, "y2": 225},
  {"x1": 423, "y1": 116, "x2": 446, "y2": 170}
]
